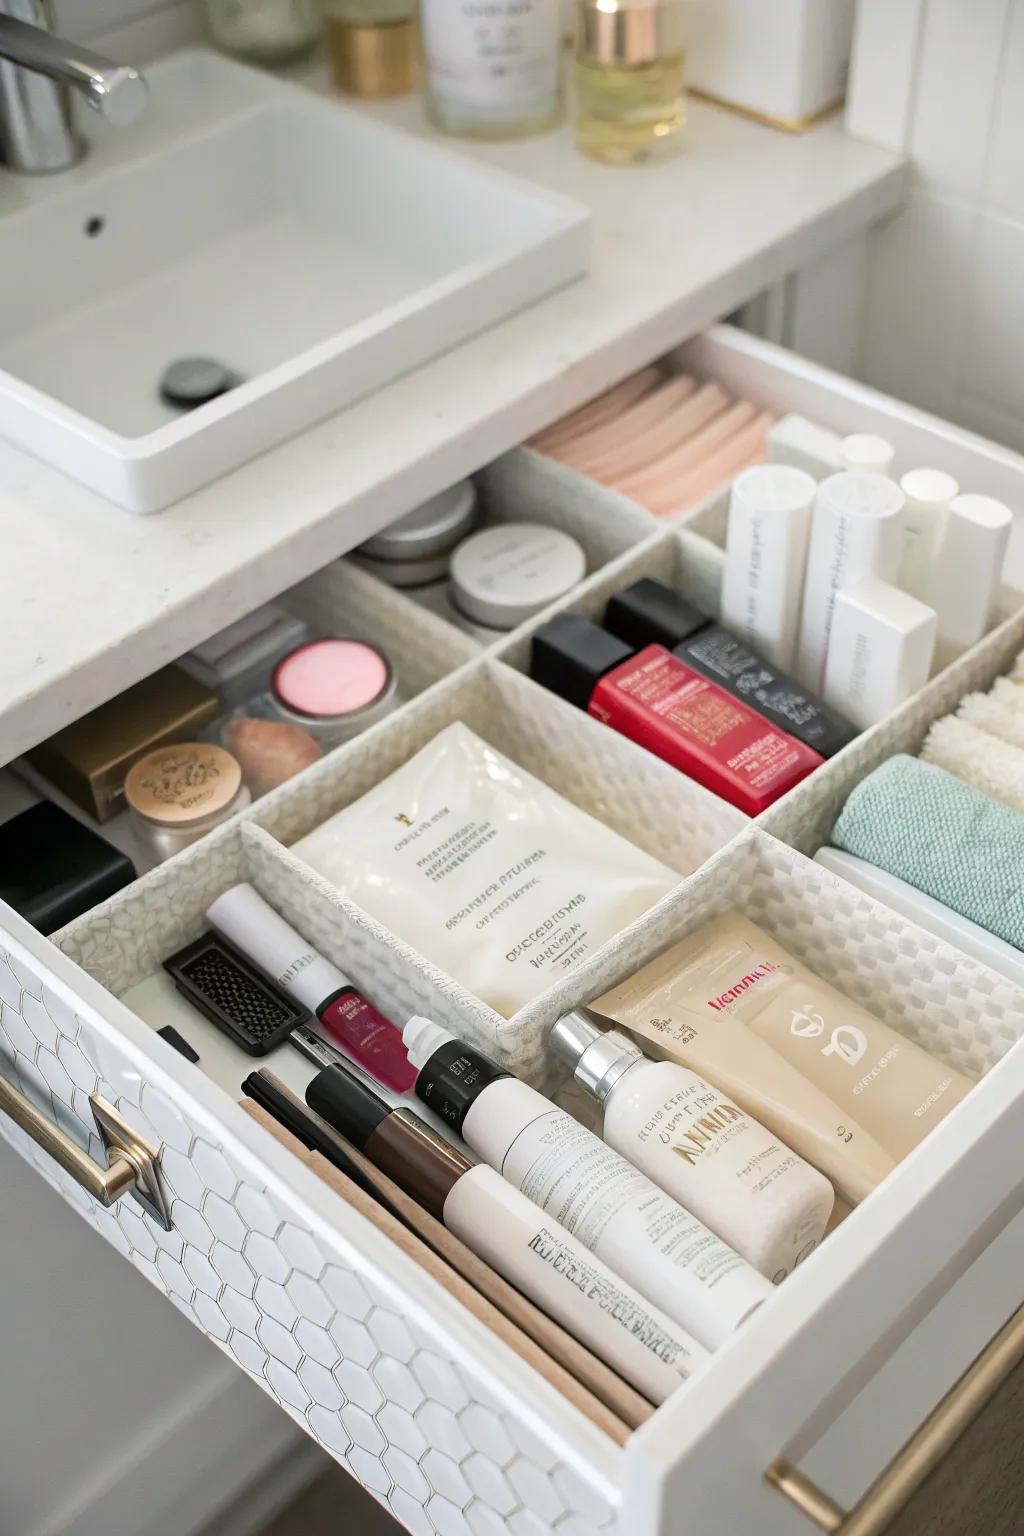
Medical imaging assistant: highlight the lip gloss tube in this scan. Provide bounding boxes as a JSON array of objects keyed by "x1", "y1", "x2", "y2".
[
  {"x1": 531, "y1": 614, "x2": 822, "y2": 815},
  {"x1": 306, "y1": 1062, "x2": 707, "y2": 1404},
  {"x1": 206, "y1": 883, "x2": 416, "y2": 1093}
]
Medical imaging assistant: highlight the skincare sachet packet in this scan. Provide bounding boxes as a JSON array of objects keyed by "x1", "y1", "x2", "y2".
[
  {"x1": 592, "y1": 913, "x2": 972, "y2": 1205},
  {"x1": 293, "y1": 722, "x2": 678, "y2": 1017}
]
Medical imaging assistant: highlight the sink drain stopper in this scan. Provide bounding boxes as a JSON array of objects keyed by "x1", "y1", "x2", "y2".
[{"x1": 159, "y1": 357, "x2": 240, "y2": 410}]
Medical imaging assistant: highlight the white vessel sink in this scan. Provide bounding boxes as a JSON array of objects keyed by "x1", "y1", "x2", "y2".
[{"x1": 0, "y1": 52, "x2": 588, "y2": 513}]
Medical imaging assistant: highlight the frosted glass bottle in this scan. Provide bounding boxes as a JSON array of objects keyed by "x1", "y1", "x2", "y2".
[
  {"x1": 205, "y1": 0, "x2": 321, "y2": 65},
  {"x1": 420, "y1": 0, "x2": 562, "y2": 139}
]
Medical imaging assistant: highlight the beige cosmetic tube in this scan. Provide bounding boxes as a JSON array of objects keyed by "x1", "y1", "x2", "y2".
[{"x1": 591, "y1": 913, "x2": 973, "y2": 1206}]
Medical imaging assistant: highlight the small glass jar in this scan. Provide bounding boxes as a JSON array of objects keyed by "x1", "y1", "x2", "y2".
[
  {"x1": 420, "y1": 0, "x2": 563, "y2": 140},
  {"x1": 205, "y1": 0, "x2": 321, "y2": 66},
  {"x1": 125, "y1": 743, "x2": 252, "y2": 865},
  {"x1": 574, "y1": 0, "x2": 686, "y2": 165}
]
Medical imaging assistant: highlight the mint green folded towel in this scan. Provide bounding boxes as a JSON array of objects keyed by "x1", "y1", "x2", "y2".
[{"x1": 832, "y1": 755, "x2": 1024, "y2": 952}]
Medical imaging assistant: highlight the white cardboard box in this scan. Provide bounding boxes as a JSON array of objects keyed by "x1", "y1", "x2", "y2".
[{"x1": 683, "y1": 0, "x2": 856, "y2": 127}]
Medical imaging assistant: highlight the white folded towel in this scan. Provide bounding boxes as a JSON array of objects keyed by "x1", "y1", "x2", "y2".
[
  {"x1": 957, "y1": 678, "x2": 1024, "y2": 750},
  {"x1": 1009, "y1": 650, "x2": 1024, "y2": 686},
  {"x1": 921, "y1": 715, "x2": 1024, "y2": 813}
]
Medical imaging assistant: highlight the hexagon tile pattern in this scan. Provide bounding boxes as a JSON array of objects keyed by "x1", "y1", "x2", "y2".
[{"x1": 0, "y1": 944, "x2": 616, "y2": 1536}]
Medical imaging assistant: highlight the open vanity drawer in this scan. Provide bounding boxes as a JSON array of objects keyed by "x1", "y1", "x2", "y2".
[{"x1": 3, "y1": 328, "x2": 1024, "y2": 1536}]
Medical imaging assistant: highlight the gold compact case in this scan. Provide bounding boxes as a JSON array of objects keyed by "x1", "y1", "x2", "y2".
[{"x1": 26, "y1": 666, "x2": 219, "y2": 822}]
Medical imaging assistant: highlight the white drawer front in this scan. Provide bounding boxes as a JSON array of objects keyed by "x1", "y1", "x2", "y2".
[{"x1": 0, "y1": 908, "x2": 619, "y2": 1536}]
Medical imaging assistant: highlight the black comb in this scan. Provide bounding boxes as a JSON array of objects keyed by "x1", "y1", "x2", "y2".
[{"x1": 163, "y1": 931, "x2": 310, "y2": 1056}]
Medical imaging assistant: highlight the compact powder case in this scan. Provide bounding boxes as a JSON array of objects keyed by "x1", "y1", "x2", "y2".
[
  {"x1": 354, "y1": 481, "x2": 478, "y2": 587},
  {"x1": 269, "y1": 638, "x2": 397, "y2": 749},
  {"x1": 449, "y1": 523, "x2": 587, "y2": 630}
]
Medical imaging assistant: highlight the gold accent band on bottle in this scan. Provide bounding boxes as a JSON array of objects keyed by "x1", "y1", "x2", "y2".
[{"x1": 575, "y1": 0, "x2": 684, "y2": 68}]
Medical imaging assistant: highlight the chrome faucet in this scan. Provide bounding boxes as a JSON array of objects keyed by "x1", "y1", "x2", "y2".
[{"x1": 0, "y1": 0, "x2": 146, "y2": 174}]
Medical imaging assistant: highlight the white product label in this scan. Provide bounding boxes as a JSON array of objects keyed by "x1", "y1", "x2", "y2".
[
  {"x1": 293, "y1": 723, "x2": 675, "y2": 1017},
  {"x1": 615, "y1": 1063, "x2": 833, "y2": 1282},
  {"x1": 421, "y1": 0, "x2": 560, "y2": 112},
  {"x1": 443, "y1": 1165, "x2": 704, "y2": 1403},
  {"x1": 467, "y1": 1081, "x2": 771, "y2": 1350}
]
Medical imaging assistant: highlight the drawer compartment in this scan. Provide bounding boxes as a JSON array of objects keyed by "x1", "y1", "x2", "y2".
[
  {"x1": 313, "y1": 447, "x2": 659, "y2": 654},
  {"x1": 3, "y1": 326, "x2": 1024, "y2": 1536}
]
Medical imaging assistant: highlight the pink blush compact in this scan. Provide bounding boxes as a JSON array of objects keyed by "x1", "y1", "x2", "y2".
[{"x1": 271, "y1": 639, "x2": 396, "y2": 748}]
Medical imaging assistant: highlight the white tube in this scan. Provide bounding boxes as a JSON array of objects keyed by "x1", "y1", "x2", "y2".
[
  {"x1": 795, "y1": 472, "x2": 904, "y2": 692},
  {"x1": 928, "y1": 493, "x2": 1012, "y2": 669},
  {"x1": 721, "y1": 464, "x2": 816, "y2": 670},
  {"x1": 839, "y1": 434, "x2": 895, "y2": 476},
  {"x1": 766, "y1": 414, "x2": 842, "y2": 478},
  {"x1": 814, "y1": 848, "x2": 1024, "y2": 991},
  {"x1": 442, "y1": 1165, "x2": 706, "y2": 1403},
  {"x1": 898, "y1": 468, "x2": 958, "y2": 600},
  {"x1": 405, "y1": 1018, "x2": 772, "y2": 1350},
  {"x1": 208, "y1": 881, "x2": 347, "y2": 1012},
  {"x1": 549, "y1": 1017, "x2": 833, "y2": 1283},
  {"x1": 822, "y1": 578, "x2": 937, "y2": 728}
]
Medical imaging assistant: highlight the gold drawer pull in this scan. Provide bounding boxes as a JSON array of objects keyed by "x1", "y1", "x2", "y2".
[
  {"x1": 0, "y1": 1073, "x2": 172, "y2": 1230},
  {"x1": 767, "y1": 1301, "x2": 1024, "y2": 1535}
]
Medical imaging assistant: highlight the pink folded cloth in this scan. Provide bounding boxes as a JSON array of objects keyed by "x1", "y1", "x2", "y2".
[
  {"x1": 580, "y1": 382, "x2": 732, "y2": 486},
  {"x1": 530, "y1": 366, "x2": 663, "y2": 452},
  {"x1": 644, "y1": 412, "x2": 775, "y2": 517},
  {"x1": 554, "y1": 376, "x2": 700, "y2": 469},
  {"x1": 617, "y1": 398, "x2": 759, "y2": 502}
]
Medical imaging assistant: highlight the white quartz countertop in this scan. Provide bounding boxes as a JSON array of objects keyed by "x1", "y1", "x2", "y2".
[{"x1": 0, "y1": 78, "x2": 906, "y2": 765}]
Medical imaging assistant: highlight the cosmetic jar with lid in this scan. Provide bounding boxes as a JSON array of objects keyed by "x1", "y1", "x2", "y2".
[
  {"x1": 204, "y1": 0, "x2": 321, "y2": 64},
  {"x1": 449, "y1": 523, "x2": 587, "y2": 631},
  {"x1": 269, "y1": 638, "x2": 397, "y2": 748},
  {"x1": 326, "y1": 0, "x2": 419, "y2": 97},
  {"x1": 353, "y1": 482, "x2": 478, "y2": 588},
  {"x1": 125, "y1": 744, "x2": 252, "y2": 865},
  {"x1": 575, "y1": 0, "x2": 687, "y2": 165}
]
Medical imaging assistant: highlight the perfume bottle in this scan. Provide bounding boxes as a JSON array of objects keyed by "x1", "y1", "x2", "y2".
[
  {"x1": 574, "y1": 0, "x2": 686, "y2": 165},
  {"x1": 420, "y1": 0, "x2": 562, "y2": 140}
]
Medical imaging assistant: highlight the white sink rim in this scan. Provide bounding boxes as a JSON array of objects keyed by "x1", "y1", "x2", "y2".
[{"x1": 0, "y1": 51, "x2": 589, "y2": 512}]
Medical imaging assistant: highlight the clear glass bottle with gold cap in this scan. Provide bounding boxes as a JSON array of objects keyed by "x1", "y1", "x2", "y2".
[
  {"x1": 575, "y1": 0, "x2": 686, "y2": 164},
  {"x1": 325, "y1": 0, "x2": 418, "y2": 98}
]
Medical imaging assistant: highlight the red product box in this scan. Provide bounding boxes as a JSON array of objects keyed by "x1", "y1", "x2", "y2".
[{"x1": 589, "y1": 645, "x2": 822, "y2": 815}]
